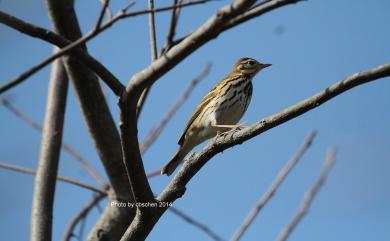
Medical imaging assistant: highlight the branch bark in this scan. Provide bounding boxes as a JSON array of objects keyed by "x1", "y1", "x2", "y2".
[{"x1": 30, "y1": 54, "x2": 68, "y2": 241}]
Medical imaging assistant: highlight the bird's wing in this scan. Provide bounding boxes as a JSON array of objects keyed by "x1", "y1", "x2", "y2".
[{"x1": 178, "y1": 75, "x2": 241, "y2": 145}]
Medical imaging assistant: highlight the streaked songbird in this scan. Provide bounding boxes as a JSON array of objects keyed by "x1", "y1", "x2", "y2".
[{"x1": 161, "y1": 57, "x2": 271, "y2": 176}]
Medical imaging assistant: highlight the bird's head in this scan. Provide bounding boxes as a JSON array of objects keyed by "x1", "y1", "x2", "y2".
[{"x1": 231, "y1": 57, "x2": 271, "y2": 76}]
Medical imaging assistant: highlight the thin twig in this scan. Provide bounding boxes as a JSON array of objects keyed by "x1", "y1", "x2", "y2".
[
  {"x1": 148, "y1": 0, "x2": 158, "y2": 61},
  {"x1": 140, "y1": 64, "x2": 211, "y2": 154},
  {"x1": 169, "y1": 206, "x2": 225, "y2": 241},
  {"x1": 136, "y1": 0, "x2": 159, "y2": 119},
  {"x1": 276, "y1": 148, "x2": 336, "y2": 241},
  {"x1": 163, "y1": 0, "x2": 182, "y2": 53},
  {"x1": 63, "y1": 193, "x2": 106, "y2": 241},
  {"x1": 99, "y1": 0, "x2": 113, "y2": 19},
  {"x1": 0, "y1": 97, "x2": 106, "y2": 186},
  {"x1": 0, "y1": 161, "x2": 107, "y2": 195},
  {"x1": 146, "y1": 167, "x2": 162, "y2": 178},
  {"x1": 94, "y1": 0, "x2": 111, "y2": 31},
  {"x1": 231, "y1": 130, "x2": 317, "y2": 241}
]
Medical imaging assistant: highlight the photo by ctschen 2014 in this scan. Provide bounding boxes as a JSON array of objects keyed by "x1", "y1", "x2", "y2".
[{"x1": 1, "y1": 1, "x2": 389, "y2": 241}]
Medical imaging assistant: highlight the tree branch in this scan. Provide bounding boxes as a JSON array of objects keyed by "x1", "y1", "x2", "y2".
[
  {"x1": 136, "y1": 0, "x2": 159, "y2": 119},
  {"x1": 94, "y1": 0, "x2": 110, "y2": 31},
  {"x1": 0, "y1": 97, "x2": 106, "y2": 186},
  {"x1": 0, "y1": 162, "x2": 106, "y2": 195},
  {"x1": 0, "y1": 0, "x2": 213, "y2": 95},
  {"x1": 63, "y1": 193, "x2": 106, "y2": 241},
  {"x1": 0, "y1": 10, "x2": 125, "y2": 96},
  {"x1": 224, "y1": 0, "x2": 303, "y2": 31},
  {"x1": 140, "y1": 64, "x2": 211, "y2": 154},
  {"x1": 169, "y1": 207, "x2": 225, "y2": 241},
  {"x1": 162, "y1": 0, "x2": 182, "y2": 53},
  {"x1": 276, "y1": 148, "x2": 336, "y2": 241},
  {"x1": 30, "y1": 54, "x2": 68, "y2": 241},
  {"x1": 231, "y1": 130, "x2": 316, "y2": 241}
]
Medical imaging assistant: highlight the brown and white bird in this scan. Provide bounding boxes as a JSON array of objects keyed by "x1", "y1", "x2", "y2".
[{"x1": 161, "y1": 57, "x2": 271, "y2": 176}]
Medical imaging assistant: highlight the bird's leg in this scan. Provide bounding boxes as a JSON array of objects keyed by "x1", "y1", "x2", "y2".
[{"x1": 212, "y1": 123, "x2": 247, "y2": 136}]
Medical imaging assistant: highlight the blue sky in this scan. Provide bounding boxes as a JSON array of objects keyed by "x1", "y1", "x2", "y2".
[{"x1": 1, "y1": 0, "x2": 389, "y2": 241}]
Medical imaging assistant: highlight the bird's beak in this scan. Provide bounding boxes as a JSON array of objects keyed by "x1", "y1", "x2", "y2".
[{"x1": 260, "y1": 63, "x2": 272, "y2": 69}]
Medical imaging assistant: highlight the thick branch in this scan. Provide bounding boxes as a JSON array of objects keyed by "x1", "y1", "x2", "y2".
[
  {"x1": 276, "y1": 148, "x2": 336, "y2": 241},
  {"x1": 224, "y1": 0, "x2": 303, "y2": 31},
  {"x1": 30, "y1": 55, "x2": 68, "y2": 241},
  {"x1": 231, "y1": 131, "x2": 316, "y2": 241}
]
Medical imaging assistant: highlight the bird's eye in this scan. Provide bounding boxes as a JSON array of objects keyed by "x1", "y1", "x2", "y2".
[{"x1": 247, "y1": 60, "x2": 255, "y2": 66}]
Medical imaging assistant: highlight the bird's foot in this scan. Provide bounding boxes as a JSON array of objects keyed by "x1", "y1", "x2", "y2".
[{"x1": 215, "y1": 123, "x2": 247, "y2": 136}]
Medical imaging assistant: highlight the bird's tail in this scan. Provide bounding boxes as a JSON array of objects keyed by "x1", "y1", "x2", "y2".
[{"x1": 161, "y1": 147, "x2": 187, "y2": 176}]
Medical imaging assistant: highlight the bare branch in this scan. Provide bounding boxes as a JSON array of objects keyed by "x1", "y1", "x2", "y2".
[
  {"x1": 63, "y1": 193, "x2": 106, "y2": 241},
  {"x1": 165, "y1": 0, "x2": 304, "y2": 51},
  {"x1": 0, "y1": 10, "x2": 125, "y2": 96},
  {"x1": 162, "y1": 0, "x2": 182, "y2": 53},
  {"x1": 0, "y1": 97, "x2": 106, "y2": 186},
  {"x1": 140, "y1": 64, "x2": 211, "y2": 154},
  {"x1": 169, "y1": 207, "x2": 225, "y2": 241},
  {"x1": 276, "y1": 148, "x2": 336, "y2": 241},
  {"x1": 136, "y1": 0, "x2": 159, "y2": 119},
  {"x1": 31, "y1": 56, "x2": 68, "y2": 241},
  {"x1": 148, "y1": 0, "x2": 158, "y2": 61},
  {"x1": 0, "y1": 0, "x2": 212, "y2": 95},
  {"x1": 0, "y1": 161, "x2": 107, "y2": 195},
  {"x1": 224, "y1": 0, "x2": 304, "y2": 31},
  {"x1": 94, "y1": 0, "x2": 111, "y2": 31},
  {"x1": 231, "y1": 130, "x2": 316, "y2": 241},
  {"x1": 99, "y1": 0, "x2": 113, "y2": 19},
  {"x1": 146, "y1": 168, "x2": 162, "y2": 178}
]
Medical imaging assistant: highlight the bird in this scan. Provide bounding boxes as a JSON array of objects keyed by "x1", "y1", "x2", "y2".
[{"x1": 161, "y1": 57, "x2": 271, "y2": 176}]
